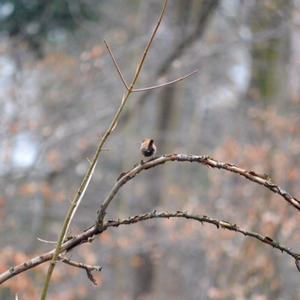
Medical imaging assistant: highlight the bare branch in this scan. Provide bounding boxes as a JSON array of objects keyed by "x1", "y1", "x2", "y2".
[
  {"x1": 37, "y1": 237, "x2": 57, "y2": 244},
  {"x1": 60, "y1": 256, "x2": 102, "y2": 285},
  {"x1": 132, "y1": 69, "x2": 199, "y2": 92},
  {"x1": 106, "y1": 210, "x2": 300, "y2": 262},
  {"x1": 1, "y1": 210, "x2": 299, "y2": 285},
  {"x1": 0, "y1": 226, "x2": 99, "y2": 285},
  {"x1": 129, "y1": 0, "x2": 168, "y2": 89},
  {"x1": 135, "y1": 0, "x2": 219, "y2": 104},
  {"x1": 104, "y1": 40, "x2": 129, "y2": 90},
  {"x1": 97, "y1": 154, "x2": 300, "y2": 225}
]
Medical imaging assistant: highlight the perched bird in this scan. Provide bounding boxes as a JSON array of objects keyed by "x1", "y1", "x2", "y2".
[{"x1": 140, "y1": 139, "x2": 157, "y2": 158}]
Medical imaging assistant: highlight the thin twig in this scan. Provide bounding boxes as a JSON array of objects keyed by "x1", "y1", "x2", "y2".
[
  {"x1": 97, "y1": 154, "x2": 300, "y2": 225},
  {"x1": 136, "y1": 0, "x2": 219, "y2": 104},
  {"x1": 105, "y1": 38, "x2": 198, "y2": 93},
  {"x1": 104, "y1": 42, "x2": 198, "y2": 93},
  {"x1": 1, "y1": 210, "x2": 299, "y2": 285},
  {"x1": 132, "y1": 69, "x2": 199, "y2": 92},
  {"x1": 129, "y1": 0, "x2": 168, "y2": 90},
  {"x1": 0, "y1": 226, "x2": 99, "y2": 285},
  {"x1": 60, "y1": 256, "x2": 102, "y2": 285},
  {"x1": 37, "y1": 237, "x2": 57, "y2": 244},
  {"x1": 104, "y1": 40, "x2": 129, "y2": 90}
]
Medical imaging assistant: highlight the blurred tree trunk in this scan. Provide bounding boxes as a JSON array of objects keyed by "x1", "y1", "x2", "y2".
[
  {"x1": 226, "y1": 1, "x2": 292, "y2": 297},
  {"x1": 247, "y1": 0, "x2": 291, "y2": 106}
]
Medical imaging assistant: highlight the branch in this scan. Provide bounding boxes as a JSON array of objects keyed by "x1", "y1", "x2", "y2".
[
  {"x1": 106, "y1": 211, "x2": 300, "y2": 262},
  {"x1": 105, "y1": 40, "x2": 198, "y2": 93},
  {"x1": 129, "y1": 0, "x2": 168, "y2": 90},
  {"x1": 135, "y1": 0, "x2": 220, "y2": 105},
  {"x1": 60, "y1": 256, "x2": 102, "y2": 285},
  {"x1": 3, "y1": 154, "x2": 298, "y2": 285},
  {"x1": 97, "y1": 154, "x2": 300, "y2": 225},
  {"x1": 132, "y1": 69, "x2": 199, "y2": 92},
  {"x1": 0, "y1": 226, "x2": 100, "y2": 285},
  {"x1": 156, "y1": 0, "x2": 219, "y2": 76},
  {"x1": 1, "y1": 210, "x2": 299, "y2": 285},
  {"x1": 104, "y1": 40, "x2": 129, "y2": 90}
]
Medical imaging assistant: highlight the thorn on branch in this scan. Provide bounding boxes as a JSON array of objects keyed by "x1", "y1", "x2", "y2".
[{"x1": 295, "y1": 259, "x2": 300, "y2": 272}]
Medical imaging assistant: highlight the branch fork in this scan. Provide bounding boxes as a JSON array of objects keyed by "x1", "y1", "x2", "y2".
[{"x1": 104, "y1": 40, "x2": 198, "y2": 93}]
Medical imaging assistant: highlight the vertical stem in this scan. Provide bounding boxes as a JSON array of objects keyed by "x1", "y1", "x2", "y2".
[{"x1": 40, "y1": 1, "x2": 168, "y2": 299}]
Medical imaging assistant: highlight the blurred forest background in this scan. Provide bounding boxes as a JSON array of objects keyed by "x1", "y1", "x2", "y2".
[{"x1": 1, "y1": 0, "x2": 300, "y2": 299}]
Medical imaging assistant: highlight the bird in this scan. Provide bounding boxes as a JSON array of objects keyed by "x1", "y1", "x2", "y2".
[{"x1": 140, "y1": 138, "x2": 157, "y2": 158}]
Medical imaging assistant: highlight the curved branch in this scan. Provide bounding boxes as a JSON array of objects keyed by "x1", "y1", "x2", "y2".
[
  {"x1": 106, "y1": 211, "x2": 300, "y2": 261},
  {"x1": 97, "y1": 154, "x2": 300, "y2": 225},
  {"x1": 1, "y1": 210, "x2": 299, "y2": 285}
]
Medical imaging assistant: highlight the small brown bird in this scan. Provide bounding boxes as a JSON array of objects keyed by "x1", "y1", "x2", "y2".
[{"x1": 140, "y1": 139, "x2": 157, "y2": 158}]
